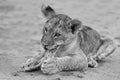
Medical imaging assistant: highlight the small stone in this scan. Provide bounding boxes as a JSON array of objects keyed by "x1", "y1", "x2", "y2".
[
  {"x1": 72, "y1": 72, "x2": 84, "y2": 78},
  {"x1": 30, "y1": 73, "x2": 34, "y2": 76},
  {"x1": 51, "y1": 77, "x2": 61, "y2": 80},
  {"x1": 76, "y1": 75, "x2": 84, "y2": 78},
  {"x1": 12, "y1": 72, "x2": 19, "y2": 76}
]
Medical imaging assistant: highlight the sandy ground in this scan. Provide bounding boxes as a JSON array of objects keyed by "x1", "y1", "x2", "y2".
[{"x1": 0, "y1": 0, "x2": 120, "y2": 80}]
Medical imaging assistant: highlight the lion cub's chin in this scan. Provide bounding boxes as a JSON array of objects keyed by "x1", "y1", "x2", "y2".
[{"x1": 64, "y1": 36, "x2": 79, "y2": 53}]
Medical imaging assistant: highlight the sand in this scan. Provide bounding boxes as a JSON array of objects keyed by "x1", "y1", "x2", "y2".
[{"x1": 0, "y1": 0, "x2": 120, "y2": 80}]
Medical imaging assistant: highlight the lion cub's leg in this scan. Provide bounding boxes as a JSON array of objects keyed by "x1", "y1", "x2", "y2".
[
  {"x1": 41, "y1": 54, "x2": 88, "y2": 74},
  {"x1": 94, "y1": 38, "x2": 116, "y2": 61},
  {"x1": 20, "y1": 51, "x2": 46, "y2": 71},
  {"x1": 88, "y1": 38, "x2": 116, "y2": 68}
]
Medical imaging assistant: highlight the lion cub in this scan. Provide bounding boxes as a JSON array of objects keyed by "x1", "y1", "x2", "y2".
[{"x1": 20, "y1": 4, "x2": 116, "y2": 74}]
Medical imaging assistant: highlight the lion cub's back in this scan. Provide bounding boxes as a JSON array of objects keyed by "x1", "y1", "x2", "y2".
[{"x1": 78, "y1": 26, "x2": 102, "y2": 56}]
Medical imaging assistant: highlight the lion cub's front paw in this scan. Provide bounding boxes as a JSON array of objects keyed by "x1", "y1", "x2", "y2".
[
  {"x1": 20, "y1": 58, "x2": 40, "y2": 71},
  {"x1": 41, "y1": 58, "x2": 60, "y2": 74}
]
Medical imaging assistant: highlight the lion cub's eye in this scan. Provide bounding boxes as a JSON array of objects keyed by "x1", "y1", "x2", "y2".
[{"x1": 54, "y1": 33, "x2": 61, "y2": 37}]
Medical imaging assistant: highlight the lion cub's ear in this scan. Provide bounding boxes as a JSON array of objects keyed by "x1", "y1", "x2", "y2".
[
  {"x1": 41, "y1": 4, "x2": 56, "y2": 19},
  {"x1": 69, "y1": 19, "x2": 82, "y2": 34}
]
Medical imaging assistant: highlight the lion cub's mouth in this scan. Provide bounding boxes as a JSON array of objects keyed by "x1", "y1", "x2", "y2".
[{"x1": 45, "y1": 45, "x2": 60, "y2": 53}]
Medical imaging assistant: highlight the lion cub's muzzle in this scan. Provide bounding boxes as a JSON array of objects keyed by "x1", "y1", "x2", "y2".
[
  {"x1": 42, "y1": 44, "x2": 60, "y2": 54},
  {"x1": 41, "y1": 36, "x2": 59, "y2": 51}
]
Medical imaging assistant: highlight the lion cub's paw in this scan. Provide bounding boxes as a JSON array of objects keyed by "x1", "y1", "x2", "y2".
[
  {"x1": 41, "y1": 58, "x2": 60, "y2": 74},
  {"x1": 20, "y1": 58, "x2": 40, "y2": 71}
]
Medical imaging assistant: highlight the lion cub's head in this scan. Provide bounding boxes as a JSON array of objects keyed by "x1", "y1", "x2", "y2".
[{"x1": 41, "y1": 4, "x2": 82, "y2": 51}]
